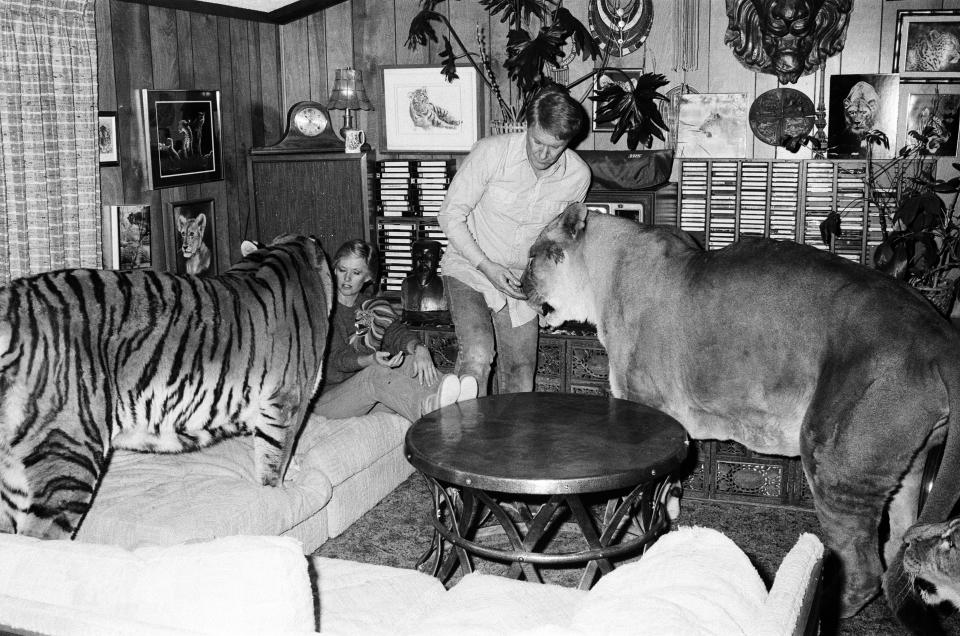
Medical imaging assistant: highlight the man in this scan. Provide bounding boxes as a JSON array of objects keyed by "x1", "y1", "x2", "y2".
[{"x1": 438, "y1": 85, "x2": 591, "y2": 395}]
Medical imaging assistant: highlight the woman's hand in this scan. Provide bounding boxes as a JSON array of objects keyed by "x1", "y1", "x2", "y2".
[
  {"x1": 478, "y1": 259, "x2": 526, "y2": 300},
  {"x1": 410, "y1": 344, "x2": 440, "y2": 386},
  {"x1": 364, "y1": 351, "x2": 404, "y2": 368}
]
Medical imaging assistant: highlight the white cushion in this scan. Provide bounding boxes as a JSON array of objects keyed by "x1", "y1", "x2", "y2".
[
  {"x1": 311, "y1": 556, "x2": 446, "y2": 634},
  {"x1": 76, "y1": 436, "x2": 334, "y2": 548},
  {"x1": 0, "y1": 534, "x2": 316, "y2": 635},
  {"x1": 570, "y1": 526, "x2": 767, "y2": 636},
  {"x1": 414, "y1": 572, "x2": 587, "y2": 633},
  {"x1": 297, "y1": 412, "x2": 411, "y2": 487}
]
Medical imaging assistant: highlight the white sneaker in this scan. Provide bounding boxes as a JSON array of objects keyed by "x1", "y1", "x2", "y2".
[
  {"x1": 421, "y1": 374, "x2": 461, "y2": 415},
  {"x1": 457, "y1": 375, "x2": 479, "y2": 402}
]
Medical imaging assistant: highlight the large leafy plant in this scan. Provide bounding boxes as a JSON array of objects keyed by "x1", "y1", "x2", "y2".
[
  {"x1": 405, "y1": 0, "x2": 669, "y2": 149},
  {"x1": 785, "y1": 126, "x2": 960, "y2": 314}
]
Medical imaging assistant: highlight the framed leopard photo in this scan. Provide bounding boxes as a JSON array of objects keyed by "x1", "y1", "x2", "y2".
[
  {"x1": 381, "y1": 64, "x2": 480, "y2": 152},
  {"x1": 894, "y1": 9, "x2": 960, "y2": 83}
]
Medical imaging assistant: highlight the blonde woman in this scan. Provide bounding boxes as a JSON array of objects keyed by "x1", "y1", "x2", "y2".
[{"x1": 314, "y1": 239, "x2": 477, "y2": 421}]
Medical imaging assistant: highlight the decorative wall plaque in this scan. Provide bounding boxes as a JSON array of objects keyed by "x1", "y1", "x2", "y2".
[
  {"x1": 724, "y1": 0, "x2": 853, "y2": 84},
  {"x1": 588, "y1": 0, "x2": 654, "y2": 57},
  {"x1": 748, "y1": 88, "x2": 816, "y2": 147}
]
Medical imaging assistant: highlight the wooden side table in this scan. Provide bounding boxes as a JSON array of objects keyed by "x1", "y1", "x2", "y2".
[{"x1": 404, "y1": 393, "x2": 689, "y2": 589}]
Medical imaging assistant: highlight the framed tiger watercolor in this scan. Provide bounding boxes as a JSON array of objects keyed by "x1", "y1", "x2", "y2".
[
  {"x1": 140, "y1": 89, "x2": 224, "y2": 189},
  {"x1": 894, "y1": 10, "x2": 960, "y2": 83},
  {"x1": 381, "y1": 64, "x2": 480, "y2": 153},
  {"x1": 171, "y1": 198, "x2": 217, "y2": 277}
]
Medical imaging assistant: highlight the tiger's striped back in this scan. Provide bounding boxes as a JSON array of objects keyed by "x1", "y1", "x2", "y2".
[{"x1": 0, "y1": 235, "x2": 332, "y2": 538}]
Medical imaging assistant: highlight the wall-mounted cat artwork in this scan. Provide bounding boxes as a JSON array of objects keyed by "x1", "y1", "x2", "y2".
[{"x1": 724, "y1": 0, "x2": 854, "y2": 84}]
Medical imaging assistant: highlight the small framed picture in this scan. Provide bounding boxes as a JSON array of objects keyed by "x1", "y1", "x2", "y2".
[
  {"x1": 591, "y1": 68, "x2": 644, "y2": 132},
  {"x1": 381, "y1": 64, "x2": 481, "y2": 153},
  {"x1": 170, "y1": 198, "x2": 217, "y2": 276},
  {"x1": 98, "y1": 111, "x2": 119, "y2": 167},
  {"x1": 140, "y1": 89, "x2": 223, "y2": 189},
  {"x1": 675, "y1": 93, "x2": 749, "y2": 159},
  {"x1": 103, "y1": 204, "x2": 151, "y2": 270},
  {"x1": 899, "y1": 85, "x2": 960, "y2": 156},
  {"x1": 894, "y1": 10, "x2": 960, "y2": 82}
]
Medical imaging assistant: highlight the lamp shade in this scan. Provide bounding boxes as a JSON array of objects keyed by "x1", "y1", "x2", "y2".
[{"x1": 327, "y1": 68, "x2": 375, "y2": 111}]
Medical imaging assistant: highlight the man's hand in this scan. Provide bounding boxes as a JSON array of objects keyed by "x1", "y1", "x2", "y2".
[
  {"x1": 478, "y1": 259, "x2": 526, "y2": 300},
  {"x1": 410, "y1": 344, "x2": 440, "y2": 386}
]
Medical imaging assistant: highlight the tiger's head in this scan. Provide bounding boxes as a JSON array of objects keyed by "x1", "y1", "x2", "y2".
[
  {"x1": 902, "y1": 517, "x2": 960, "y2": 613},
  {"x1": 176, "y1": 213, "x2": 206, "y2": 259},
  {"x1": 408, "y1": 88, "x2": 428, "y2": 106}
]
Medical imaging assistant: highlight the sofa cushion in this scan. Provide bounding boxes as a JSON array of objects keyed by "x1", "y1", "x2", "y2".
[
  {"x1": 414, "y1": 572, "x2": 587, "y2": 633},
  {"x1": 297, "y1": 411, "x2": 412, "y2": 487},
  {"x1": 569, "y1": 526, "x2": 768, "y2": 635},
  {"x1": 0, "y1": 534, "x2": 316, "y2": 635},
  {"x1": 76, "y1": 435, "x2": 334, "y2": 549},
  {"x1": 310, "y1": 556, "x2": 446, "y2": 634}
]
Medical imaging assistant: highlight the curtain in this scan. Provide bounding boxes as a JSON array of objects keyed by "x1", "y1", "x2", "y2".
[{"x1": 0, "y1": 0, "x2": 100, "y2": 286}]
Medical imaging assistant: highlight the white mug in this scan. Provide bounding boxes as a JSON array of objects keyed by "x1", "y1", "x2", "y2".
[{"x1": 344, "y1": 129, "x2": 365, "y2": 153}]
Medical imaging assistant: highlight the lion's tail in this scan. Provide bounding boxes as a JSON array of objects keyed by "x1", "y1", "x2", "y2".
[
  {"x1": 916, "y1": 361, "x2": 960, "y2": 524},
  {"x1": 883, "y1": 360, "x2": 960, "y2": 634}
]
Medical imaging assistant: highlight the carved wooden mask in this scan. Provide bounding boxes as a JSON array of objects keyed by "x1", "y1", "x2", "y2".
[{"x1": 724, "y1": 0, "x2": 853, "y2": 84}]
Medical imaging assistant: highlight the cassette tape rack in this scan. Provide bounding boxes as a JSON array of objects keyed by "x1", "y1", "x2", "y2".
[
  {"x1": 677, "y1": 158, "x2": 935, "y2": 265},
  {"x1": 374, "y1": 159, "x2": 455, "y2": 295}
]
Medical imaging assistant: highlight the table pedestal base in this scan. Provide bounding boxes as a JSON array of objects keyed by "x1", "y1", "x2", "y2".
[{"x1": 415, "y1": 475, "x2": 676, "y2": 590}]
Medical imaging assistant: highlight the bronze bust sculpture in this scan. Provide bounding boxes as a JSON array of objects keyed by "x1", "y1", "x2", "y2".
[
  {"x1": 401, "y1": 240, "x2": 449, "y2": 325},
  {"x1": 724, "y1": 0, "x2": 853, "y2": 84}
]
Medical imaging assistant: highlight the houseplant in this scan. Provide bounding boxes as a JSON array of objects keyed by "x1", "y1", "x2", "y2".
[
  {"x1": 405, "y1": 0, "x2": 669, "y2": 149},
  {"x1": 785, "y1": 127, "x2": 960, "y2": 316}
]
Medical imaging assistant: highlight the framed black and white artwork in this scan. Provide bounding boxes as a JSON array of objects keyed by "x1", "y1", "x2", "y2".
[{"x1": 381, "y1": 65, "x2": 480, "y2": 153}]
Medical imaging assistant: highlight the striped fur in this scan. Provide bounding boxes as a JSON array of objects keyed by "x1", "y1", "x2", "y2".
[{"x1": 0, "y1": 235, "x2": 333, "y2": 539}]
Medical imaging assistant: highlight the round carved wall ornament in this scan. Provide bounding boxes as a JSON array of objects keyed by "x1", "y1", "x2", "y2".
[{"x1": 748, "y1": 87, "x2": 815, "y2": 147}]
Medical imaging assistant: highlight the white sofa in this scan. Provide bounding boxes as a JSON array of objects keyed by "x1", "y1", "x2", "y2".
[
  {"x1": 0, "y1": 526, "x2": 824, "y2": 636},
  {"x1": 75, "y1": 411, "x2": 414, "y2": 552}
]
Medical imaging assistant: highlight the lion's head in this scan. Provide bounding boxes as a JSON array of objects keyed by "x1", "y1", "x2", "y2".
[
  {"x1": 724, "y1": 0, "x2": 853, "y2": 84},
  {"x1": 520, "y1": 203, "x2": 596, "y2": 329},
  {"x1": 176, "y1": 212, "x2": 206, "y2": 259},
  {"x1": 902, "y1": 517, "x2": 960, "y2": 613},
  {"x1": 843, "y1": 81, "x2": 880, "y2": 137}
]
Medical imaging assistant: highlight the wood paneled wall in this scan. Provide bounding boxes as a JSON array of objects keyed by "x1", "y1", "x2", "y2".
[
  {"x1": 96, "y1": 0, "x2": 284, "y2": 270},
  {"x1": 97, "y1": 1, "x2": 960, "y2": 272},
  {"x1": 279, "y1": 0, "x2": 960, "y2": 168}
]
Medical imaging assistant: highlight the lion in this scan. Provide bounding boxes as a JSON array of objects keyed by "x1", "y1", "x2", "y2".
[
  {"x1": 520, "y1": 203, "x2": 960, "y2": 625},
  {"x1": 843, "y1": 80, "x2": 880, "y2": 137},
  {"x1": 176, "y1": 211, "x2": 211, "y2": 275}
]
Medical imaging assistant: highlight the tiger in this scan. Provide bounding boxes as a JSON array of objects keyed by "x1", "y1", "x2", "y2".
[
  {"x1": 0, "y1": 234, "x2": 333, "y2": 539},
  {"x1": 906, "y1": 29, "x2": 960, "y2": 72},
  {"x1": 408, "y1": 87, "x2": 460, "y2": 130},
  {"x1": 886, "y1": 517, "x2": 960, "y2": 635},
  {"x1": 177, "y1": 211, "x2": 211, "y2": 275}
]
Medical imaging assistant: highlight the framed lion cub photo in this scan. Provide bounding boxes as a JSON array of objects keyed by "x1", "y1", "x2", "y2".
[{"x1": 170, "y1": 198, "x2": 217, "y2": 277}]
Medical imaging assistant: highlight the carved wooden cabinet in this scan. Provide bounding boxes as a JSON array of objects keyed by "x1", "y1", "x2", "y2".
[{"x1": 411, "y1": 324, "x2": 813, "y2": 509}]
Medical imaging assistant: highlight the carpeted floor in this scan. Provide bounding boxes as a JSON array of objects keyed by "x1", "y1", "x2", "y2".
[{"x1": 316, "y1": 474, "x2": 955, "y2": 635}]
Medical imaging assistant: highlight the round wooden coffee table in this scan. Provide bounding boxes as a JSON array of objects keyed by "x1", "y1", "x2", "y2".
[{"x1": 404, "y1": 392, "x2": 689, "y2": 589}]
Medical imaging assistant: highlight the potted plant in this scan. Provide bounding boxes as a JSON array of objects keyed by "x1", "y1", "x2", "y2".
[
  {"x1": 784, "y1": 126, "x2": 960, "y2": 316},
  {"x1": 405, "y1": 0, "x2": 669, "y2": 150}
]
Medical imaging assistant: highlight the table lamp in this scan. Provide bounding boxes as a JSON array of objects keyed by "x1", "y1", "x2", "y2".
[{"x1": 327, "y1": 68, "x2": 375, "y2": 147}]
